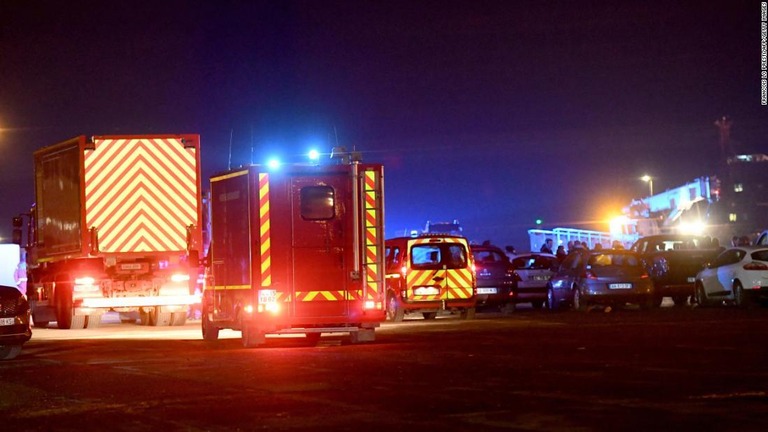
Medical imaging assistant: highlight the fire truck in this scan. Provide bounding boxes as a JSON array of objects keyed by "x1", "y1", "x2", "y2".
[
  {"x1": 202, "y1": 153, "x2": 386, "y2": 347},
  {"x1": 12, "y1": 135, "x2": 203, "y2": 329}
]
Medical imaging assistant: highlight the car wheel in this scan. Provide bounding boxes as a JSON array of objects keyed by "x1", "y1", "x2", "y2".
[
  {"x1": 694, "y1": 283, "x2": 708, "y2": 308},
  {"x1": 546, "y1": 287, "x2": 558, "y2": 311},
  {"x1": 572, "y1": 287, "x2": 588, "y2": 312},
  {"x1": 733, "y1": 282, "x2": 751, "y2": 308},
  {"x1": 387, "y1": 292, "x2": 404, "y2": 322}
]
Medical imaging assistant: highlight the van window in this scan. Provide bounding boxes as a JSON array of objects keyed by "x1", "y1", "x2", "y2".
[
  {"x1": 300, "y1": 186, "x2": 335, "y2": 220},
  {"x1": 411, "y1": 243, "x2": 468, "y2": 270}
]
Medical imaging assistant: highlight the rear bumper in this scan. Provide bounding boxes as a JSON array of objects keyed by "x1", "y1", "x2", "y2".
[
  {"x1": 515, "y1": 287, "x2": 548, "y2": 302},
  {"x1": 0, "y1": 324, "x2": 32, "y2": 345}
]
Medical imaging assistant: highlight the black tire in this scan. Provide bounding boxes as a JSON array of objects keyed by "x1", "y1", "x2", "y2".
[
  {"x1": 694, "y1": 283, "x2": 709, "y2": 308},
  {"x1": 85, "y1": 315, "x2": 101, "y2": 328},
  {"x1": 201, "y1": 311, "x2": 219, "y2": 341},
  {"x1": 171, "y1": 312, "x2": 187, "y2": 326},
  {"x1": 422, "y1": 312, "x2": 437, "y2": 320},
  {"x1": 152, "y1": 307, "x2": 172, "y2": 327},
  {"x1": 733, "y1": 281, "x2": 751, "y2": 308},
  {"x1": 531, "y1": 300, "x2": 544, "y2": 309},
  {"x1": 54, "y1": 285, "x2": 74, "y2": 329},
  {"x1": 139, "y1": 309, "x2": 153, "y2": 326},
  {"x1": 387, "y1": 292, "x2": 405, "y2": 322},
  {"x1": 460, "y1": 307, "x2": 476, "y2": 320},
  {"x1": 653, "y1": 294, "x2": 664, "y2": 308},
  {"x1": 546, "y1": 287, "x2": 559, "y2": 311},
  {"x1": 572, "y1": 288, "x2": 588, "y2": 312}
]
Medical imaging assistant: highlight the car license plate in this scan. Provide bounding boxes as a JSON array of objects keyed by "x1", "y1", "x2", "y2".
[
  {"x1": 687, "y1": 277, "x2": 695, "y2": 283},
  {"x1": 531, "y1": 275, "x2": 549, "y2": 281},
  {"x1": 477, "y1": 287, "x2": 498, "y2": 294},
  {"x1": 0, "y1": 317, "x2": 15, "y2": 326},
  {"x1": 608, "y1": 283, "x2": 632, "y2": 289},
  {"x1": 414, "y1": 287, "x2": 440, "y2": 296}
]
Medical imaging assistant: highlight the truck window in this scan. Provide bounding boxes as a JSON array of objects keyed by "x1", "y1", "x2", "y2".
[{"x1": 300, "y1": 186, "x2": 335, "y2": 220}]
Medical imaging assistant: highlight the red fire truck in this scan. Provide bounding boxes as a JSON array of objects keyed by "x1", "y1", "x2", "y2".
[
  {"x1": 12, "y1": 135, "x2": 203, "y2": 329},
  {"x1": 202, "y1": 153, "x2": 386, "y2": 347}
]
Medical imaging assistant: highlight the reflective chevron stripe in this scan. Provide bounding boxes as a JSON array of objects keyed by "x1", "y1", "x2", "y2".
[
  {"x1": 258, "y1": 173, "x2": 271, "y2": 287},
  {"x1": 84, "y1": 137, "x2": 197, "y2": 253}
]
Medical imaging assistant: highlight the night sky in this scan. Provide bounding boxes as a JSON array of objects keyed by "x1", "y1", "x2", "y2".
[{"x1": 1, "y1": 0, "x2": 766, "y2": 250}]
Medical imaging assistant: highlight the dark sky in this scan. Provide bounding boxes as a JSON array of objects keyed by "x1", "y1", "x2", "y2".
[{"x1": 1, "y1": 0, "x2": 766, "y2": 250}]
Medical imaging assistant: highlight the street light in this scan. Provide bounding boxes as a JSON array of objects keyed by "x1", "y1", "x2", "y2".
[{"x1": 641, "y1": 175, "x2": 654, "y2": 196}]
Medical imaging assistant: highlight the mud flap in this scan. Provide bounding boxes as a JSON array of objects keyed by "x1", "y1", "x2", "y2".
[{"x1": 242, "y1": 324, "x2": 265, "y2": 348}]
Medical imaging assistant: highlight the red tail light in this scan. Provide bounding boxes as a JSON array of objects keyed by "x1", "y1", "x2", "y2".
[
  {"x1": 743, "y1": 262, "x2": 768, "y2": 270},
  {"x1": 583, "y1": 270, "x2": 598, "y2": 280}
]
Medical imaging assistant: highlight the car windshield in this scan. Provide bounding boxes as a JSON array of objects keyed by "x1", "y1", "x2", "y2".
[
  {"x1": 411, "y1": 243, "x2": 468, "y2": 269},
  {"x1": 512, "y1": 255, "x2": 557, "y2": 270},
  {"x1": 587, "y1": 253, "x2": 641, "y2": 267}
]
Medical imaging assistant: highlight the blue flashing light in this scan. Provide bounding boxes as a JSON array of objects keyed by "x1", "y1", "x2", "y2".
[
  {"x1": 266, "y1": 158, "x2": 281, "y2": 170},
  {"x1": 308, "y1": 149, "x2": 320, "y2": 161}
]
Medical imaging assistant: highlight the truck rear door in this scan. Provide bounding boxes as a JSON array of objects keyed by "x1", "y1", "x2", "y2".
[{"x1": 290, "y1": 173, "x2": 349, "y2": 319}]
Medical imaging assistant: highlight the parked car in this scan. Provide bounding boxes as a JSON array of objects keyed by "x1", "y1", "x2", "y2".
[
  {"x1": 470, "y1": 244, "x2": 518, "y2": 311},
  {"x1": 631, "y1": 235, "x2": 721, "y2": 307},
  {"x1": 0, "y1": 285, "x2": 32, "y2": 360},
  {"x1": 510, "y1": 253, "x2": 557, "y2": 309},
  {"x1": 694, "y1": 246, "x2": 768, "y2": 307},
  {"x1": 547, "y1": 250, "x2": 654, "y2": 311}
]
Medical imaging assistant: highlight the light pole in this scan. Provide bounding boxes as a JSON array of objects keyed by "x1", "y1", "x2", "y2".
[{"x1": 641, "y1": 175, "x2": 654, "y2": 196}]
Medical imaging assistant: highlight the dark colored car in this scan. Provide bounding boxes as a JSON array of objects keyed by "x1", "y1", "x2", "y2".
[
  {"x1": 0, "y1": 285, "x2": 32, "y2": 360},
  {"x1": 511, "y1": 253, "x2": 558, "y2": 308},
  {"x1": 470, "y1": 244, "x2": 518, "y2": 311},
  {"x1": 547, "y1": 250, "x2": 654, "y2": 311},
  {"x1": 631, "y1": 235, "x2": 721, "y2": 306}
]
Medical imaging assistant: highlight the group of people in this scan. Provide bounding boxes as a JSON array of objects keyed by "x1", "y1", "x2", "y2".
[{"x1": 539, "y1": 238, "x2": 625, "y2": 262}]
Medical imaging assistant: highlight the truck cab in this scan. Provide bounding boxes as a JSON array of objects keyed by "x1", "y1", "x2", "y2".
[{"x1": 384, "y1": 235, "x2": 476, "y2": 321}]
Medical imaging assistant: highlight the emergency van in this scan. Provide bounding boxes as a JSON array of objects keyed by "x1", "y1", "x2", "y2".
[
  {"x1": 202, "y1": 155, "x2": 386, "y2": 347},
  {"x1": 384, "y1": 235, "x2": 476, "y2": 321}
]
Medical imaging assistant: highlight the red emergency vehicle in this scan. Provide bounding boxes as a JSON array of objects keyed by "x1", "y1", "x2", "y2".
[
  {"x1": 202, "y1": 154, "x2": 386, "y2": 347},
  {"x1": 12, "y1": 135, "x2": 203, "y2": 329}
]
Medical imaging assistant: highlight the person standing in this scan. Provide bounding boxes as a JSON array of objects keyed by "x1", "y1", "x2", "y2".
[{"x1": 540, "y1": 238, "x2": 554, "y2": 254}]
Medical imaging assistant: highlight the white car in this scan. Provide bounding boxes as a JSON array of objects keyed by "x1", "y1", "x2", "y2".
[
  {"x1": 694, "y1": 246, "x2": 768, "y2": 307},
  {"x1": 510, "y1": 253, "x2": 558, "y2": 309}
]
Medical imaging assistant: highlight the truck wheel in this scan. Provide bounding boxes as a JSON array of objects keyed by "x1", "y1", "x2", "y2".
[
  {"x1": 54, "y1": 285, "x2": 75, "y2": 329},
  {"x1": 151, "y1": 308, "x2": 172, "y2": 326},
  {"x1": 85, "y1": 315, "x2": 101, "y2": 328},
  {"x1": 171, "y1": 312, "x2": 187, "y2": 326},
  {"x1": 387, "y1": 292, "x2": 404, "y2": 322},
  {"x1": 0, "y1": 345, "x2": 22, "y2": 360},
  {"x1": 201, "y1": 312, "x2": 219, "y2": 341},
  {"x1": 422, "y1": 312, "x2": 437, "y2": 320},
  {"x1": 241, "y1": 325, "x2": 264, "y2": 348},
  {"x1": 460, "y1": 307, "x2": 476, "y2": 320}
]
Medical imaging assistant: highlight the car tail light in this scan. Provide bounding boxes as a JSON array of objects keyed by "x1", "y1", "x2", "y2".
[
  {"x1": 743, "y1": 262, "x2": 768, "y2": 270},
  {"x1": 583, "y1": 270, "x2": 598, "y2": 280},
  {"x1": 507, "y1": 270, "x2": 522, "y2": 282}
]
